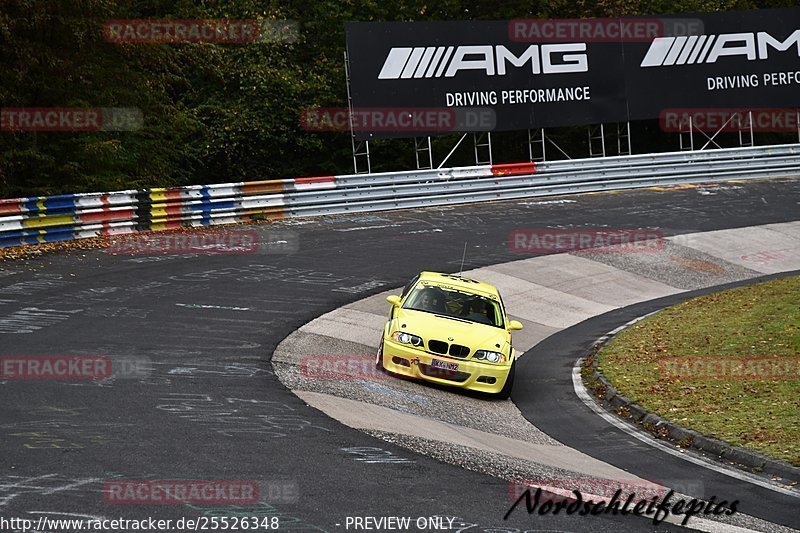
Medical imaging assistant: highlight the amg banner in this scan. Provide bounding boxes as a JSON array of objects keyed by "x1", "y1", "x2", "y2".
[
  {"x1": 344, "y1": 8, "x2": 800, "y2": 139},
  {"x1": 345, "y1": 20, "x2": 628, "y2": 138},
  {"x1": 624, "y1": 9, "x2": 800, "y2": 120}
]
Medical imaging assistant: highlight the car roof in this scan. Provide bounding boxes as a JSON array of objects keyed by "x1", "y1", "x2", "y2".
[{"x1": 417, "y1": 271, "x2": 500, "y2": 298}]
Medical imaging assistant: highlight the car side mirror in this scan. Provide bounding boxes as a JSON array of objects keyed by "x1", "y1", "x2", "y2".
[
  {"x1": 508, "y1": 320, "x2": 523, "y2": 331},
  {"x1": 386, "y1": 295, "x2": 402, "y2": 307}
]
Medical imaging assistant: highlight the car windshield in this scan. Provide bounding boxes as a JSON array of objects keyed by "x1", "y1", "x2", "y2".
[{"x1": 403, "y1": 284, "x2": 504, "y2": 328}]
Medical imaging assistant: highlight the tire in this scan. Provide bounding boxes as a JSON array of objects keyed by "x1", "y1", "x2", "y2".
[
  {"x1": 375, "y1": 338, "x2": 386, "y2": 372},
  {"x1": 493, "y1": 361, "x2": 515, "y2": 400}
]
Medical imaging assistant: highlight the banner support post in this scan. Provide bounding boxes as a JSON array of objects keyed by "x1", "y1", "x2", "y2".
[
  {"x1": 415, "y1": 137, "x2": 433, "y2": 169},
  {"x1": 588, "y1": 125, "x2": 606, "y2": 157},
  {"x1": 473, "y1": 132, "x2": 492, "y2": 165},
  {"x1": 541, "y1": 129, "x2": 546, "y2": 161},
  {"x1": 625, "y1": 121, "x2": 632, "y2": 155},
  {"x1": 528, "y1": 129, "x2": 546, "y2": 162},
  {"x1": 344, "y1": 50, "x2": 371, "y2": 174},
  {"x1": 436, "y1": 133, "x2": 468, "y2": 169},
  {"x1": 738, "y1": 111, "x2": 754, "y2": 147},
  {"x1": 700, "y1": 114, "x2": 737, "y2": 150}
]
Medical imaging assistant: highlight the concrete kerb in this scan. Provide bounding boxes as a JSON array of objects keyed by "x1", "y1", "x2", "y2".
[
  {"x1": 582, "y1": 304, "x2": 800, "y2": 484},
  {"x1": 273, "y1": 221, "x2": 800, "y2": 495}
]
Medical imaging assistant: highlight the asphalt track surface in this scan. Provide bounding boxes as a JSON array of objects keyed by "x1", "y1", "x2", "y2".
[
  {"x1": 515, "y1": 272, "x2": 800, "y2": 530},
  {"x1": 0, "y1": 179, "x2": 798, "y2": 533}
]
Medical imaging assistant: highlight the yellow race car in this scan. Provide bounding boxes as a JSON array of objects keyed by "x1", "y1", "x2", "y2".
[{"x1": 376, "y1": 271, "x2": 523, "y2": 399}]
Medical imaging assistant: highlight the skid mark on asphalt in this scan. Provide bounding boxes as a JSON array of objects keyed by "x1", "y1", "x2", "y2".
[
  {"x1": 0, "y1": 274, "x2": 72, "y2": 296},
  {"x1": 163, "y1": 363, "x2": 269, "y2": 378},
  {"x1": 0, "y1": 475, "x2": 101, "y2": 507},
  {"x1": 155, "y1": 393, "x2": 330, "y2": 439},
  {"x1": 0, "y1": 307, "x2": 83, "y2": 334},
  {"x1": 273, "y1": 220, "x2": 800, "y2": 532},
  {"x1": 341, "y1": 446, "x2": 414, "y2": 464}
]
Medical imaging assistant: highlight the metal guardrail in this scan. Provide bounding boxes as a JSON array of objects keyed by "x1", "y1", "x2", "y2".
[{"x1": 1, "y1": 143, "x2": 799, "y2": 248}]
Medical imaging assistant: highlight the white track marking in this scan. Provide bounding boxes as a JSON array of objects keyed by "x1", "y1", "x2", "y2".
[
  {"x1": 40, "y1": 478, "x2": 100, "y2": 495},
  {"x1": 572, "y1": 362, "x2": 800, "y2": 499}
]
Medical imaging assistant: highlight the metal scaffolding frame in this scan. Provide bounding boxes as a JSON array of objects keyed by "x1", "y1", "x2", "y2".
[
  {"x1": 340, "y1": 50, "x2": 799, "y2": 169},
  {"x1": 344, "y1": 51, "x2": 371, "y2": 174},
  {"x1": 432, "y1": 131, "x2": 495, "y2": 169},
  {"x1": 679, "y1": 111, "x2": 755, "y2": 152},
  {"x1": 738, "y1": 112, "x2": 754, "y2": 148},
  {"x1": 679, "y1": 117, "x2": 694, "y2": 151},
  {"x1": 617, "y1": 122, "x2": 632, "y2": 156},
  {"x1": 527, "y1": 128, "x2": 573, "y2": 161},
  {"x1": 588, "y1": 124, "x2": 606, "y2": 158},
  {"x1": 414, "y1": 137, "x2": 433, "y2": 169},
  {"x1": 527, "y1": 128, "x2": 545, "y2": 162},
  {"x1": 589, "y1": 122, "x2": 631, "y2": 158},
  {"x1": 436, "y1": 133, "x2": 467, "y2": 169},
  {"x1": 473, "y1": 132, "x2": 492, "y2": 165}
]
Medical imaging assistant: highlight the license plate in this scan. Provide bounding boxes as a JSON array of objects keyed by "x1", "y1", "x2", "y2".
[{"x1": 430, "y1": 359, "x2": 458, "y2": 371}]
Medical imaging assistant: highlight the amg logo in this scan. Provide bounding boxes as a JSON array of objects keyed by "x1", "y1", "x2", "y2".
[
  {"x1": 378, "y1": 44, "x2": 588, "y2": 79},
  {"x1": 641, "y1": 30, "x2": 800, "y2": 67}
]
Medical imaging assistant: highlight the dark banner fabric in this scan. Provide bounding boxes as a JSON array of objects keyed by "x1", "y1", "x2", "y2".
[
  {"x1": 623, "y1": 8, "x2": 800, "y2": 120},
  {"x1": 344, "y1": 21, "x2": 628, "y2": 139},
  {"x1": 344, "y1": 8, "x2": 800, "y2": 139}
]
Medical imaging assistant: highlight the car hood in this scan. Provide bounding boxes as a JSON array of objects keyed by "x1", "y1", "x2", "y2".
[{"x1": 395, "y1": 308, "x2": 509, "y2": 350}]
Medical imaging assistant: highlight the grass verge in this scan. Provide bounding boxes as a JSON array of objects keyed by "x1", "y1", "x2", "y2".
[{"x1": 597, "y1": 275, "x2": 800, "y2": 466}]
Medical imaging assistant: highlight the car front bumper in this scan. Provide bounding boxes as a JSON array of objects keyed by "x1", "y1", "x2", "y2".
[{"x1": 381, "y1": 337, "x2": 511, "y2": 394}]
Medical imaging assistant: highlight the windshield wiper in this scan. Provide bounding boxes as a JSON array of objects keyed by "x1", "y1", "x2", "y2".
[
  {"x1": 406, "y1": 308, "x2": 501, "y2": 328},
  {"x1": 434, "y1": 314, "x2": 472, "y2": 324}
]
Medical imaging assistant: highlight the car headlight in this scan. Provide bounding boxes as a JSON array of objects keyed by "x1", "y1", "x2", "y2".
[
  {"x1": 474, "y1": 350, "x2": 506, "y2": 363},
  {"x1": 391, "y1": 331, "x2": 423, "y2": 347}
]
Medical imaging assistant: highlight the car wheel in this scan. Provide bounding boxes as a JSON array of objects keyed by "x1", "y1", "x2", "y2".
[
  {"x1": 494, "y1": 361, "x2": 515, "y2": 400},
  {"x1": 375, "y1": 338, "x2": 386, "y2": 372}
]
